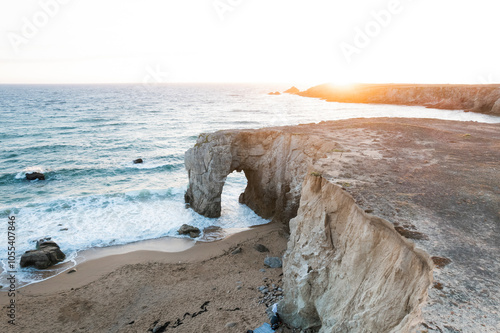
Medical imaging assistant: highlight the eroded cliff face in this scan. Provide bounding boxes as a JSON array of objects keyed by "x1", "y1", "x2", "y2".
[
  {"x1": 184, "y1": 128, "x2": 337, "y2": 222},
  {"x1": 185, "y1": 118, "x2": 500, "y2": 332},
  {"x1": 280, "y1": 173, "x2": 432, "y2": 332},
  {"x1": 298, "y1": 83, "x2": 500, "y2": 115}
]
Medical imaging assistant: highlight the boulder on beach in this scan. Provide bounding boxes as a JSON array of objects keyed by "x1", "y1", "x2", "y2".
[
  {"x1": 177, "y1": 224, "x2": 201, "y2": 238},
  {"x1": 264, "y1": 257, "x2": 282, "y2": 268},
  {"x1": 284, "y1": 86, "x2": 300, "y2": 94},
  {"x1": 26, "y1": 172, "x2": 45, "y2": 181},
  {"x1": 133, "y1": 158, "x2": 143, "y2": 164},
  {"x1": 254, "y1": 244, "x2": 269, "y2": 253},
  {"x1": 20, "y1": 240, "x2": 66, "y2": 269}
]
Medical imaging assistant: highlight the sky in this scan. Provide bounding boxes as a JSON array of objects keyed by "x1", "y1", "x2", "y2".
[{"x1": 0, "y1": 0, "x2": 499, "y2": 84}]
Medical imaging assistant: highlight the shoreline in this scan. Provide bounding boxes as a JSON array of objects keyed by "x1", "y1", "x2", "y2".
[
  {"x1": 0, "y1": 226, "x2": 256, "y2": 291},
  {"x1": 0, "y1": 222, "x2": 279, "y2": 299},
  {"x1": 0, "y1": 221, "x2": 289, "y2": 332}
]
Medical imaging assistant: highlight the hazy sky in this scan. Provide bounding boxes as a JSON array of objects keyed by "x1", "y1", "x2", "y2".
[{"x1": 0, "y1": 0, "x2": 499, "y2": 84}]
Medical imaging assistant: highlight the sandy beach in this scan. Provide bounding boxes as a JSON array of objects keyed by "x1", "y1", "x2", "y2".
[{"x1": 1, "y1": 222, "x2": 290, "y2": 332}]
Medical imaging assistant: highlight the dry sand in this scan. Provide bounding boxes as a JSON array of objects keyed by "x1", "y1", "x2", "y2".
[{"x1": 0, "y1": 223, "x2": 290, "y2": 333}]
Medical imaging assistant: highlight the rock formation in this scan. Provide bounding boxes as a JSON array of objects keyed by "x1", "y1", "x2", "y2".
[
  {"x1": 177, "y1": 224, "x2": 201, "y2": 238},
  {"x1": 185, "y1": 118, "x2": 500, "y2": 332},
  {"x1": 20, "y1": 240, "x2": 66, "y2": 269},
  {"x1": 298, "y1": 83, "x2": 500, "y2": 115},
  {"x1": 26, "y1": 172, "x2": 45, "y2": 181},
  {"x1": 284, "y1": 86, "x2": 300, "y2": 94},
  {"x1": 279, "y1": 173, "x2": 432, "y2": 332},
  {"x1": 184, "y1": 129, "x2": 337, "y2": 222}
]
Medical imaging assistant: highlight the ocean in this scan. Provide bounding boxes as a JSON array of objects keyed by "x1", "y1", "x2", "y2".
[{"x1": 1, "y1": 83, "x2": 499, "y2": 287}]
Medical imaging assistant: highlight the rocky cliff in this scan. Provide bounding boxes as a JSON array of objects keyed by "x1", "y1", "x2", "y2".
[
  {"x1": 297, "y1": 83, "x2": 500, "y2": 116},
  {"x1": 280, "y1": 173, "x2": 432, "y2": 332},
  {"x1": 185, "y1": 118, "x2": 500, "y2": 332},
  {"x1": 185, "y1": 129, "x2": 338, "y2": 223}
]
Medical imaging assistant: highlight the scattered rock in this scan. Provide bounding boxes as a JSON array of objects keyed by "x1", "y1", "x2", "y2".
[
  {"x1": 35, "y1": 237, "x2": 51, "y2": 247},
  {"x1": 26, "y1": 172, "x2": 45, "y2": 181},
  {"x1": 254, "y1": 244, "x2": 269, "y2": 253},
  {"x1": 394, "y1": 226, "x2": 429, "y2": 240},
  {"x1": 67, "y1": 268, "x2": 77, "y2": 274},
  {"x1": 364, "y1": 209, "x2": 374, "y2": 213},
  {"x1": 433, "y1": 282, "x2": 444, "y2": 290},
  {"x1": 177, "y1": 224, "x2": 201, "y2": 238},
  {"x1": 20, "y1": 240, "x2": 66, "y2": 269},
  {"x1": 479, "y1": 289, "x2": 490, "y2": 297},
  {"x1": 260, "y1": 269, "x2": 266, "y2": 273},
  {"x1": 133, "y1": 158, "x2": 143, "y2": 164},
  {"x1": 284, "y1": 86, "x2": 300, "y2": 94},
  {"x1": 264, "y1": 257, "x2": 282, "y2": 268},
  {"x1": 225, "y1": 322, "x2": 237, "y2": 328},
  {"x1": 231, "y1": 247, "x2": 242, "y2": 255},
  {"x1": 432, "y1": 256, "x2": 452, "y2": 269}
]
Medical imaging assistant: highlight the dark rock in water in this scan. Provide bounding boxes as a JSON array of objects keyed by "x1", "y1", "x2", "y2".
[
  {"x1": 20, "y1": 240, "x2": 66, "y2": 269},
  {"x1": 264, "y1": 257, "x2": 282, "y2": 268},
  {"x1": 284, "y1": 86, "x2": 300, "y2": 94},
  {"x1": 133, "y1": 158, "x2": 143, "y2": 164},
  {"x1": 432, "y1": 256, "x2": 452, "y2": 268},
  {"x1": 177, "y1": 224, "x2": 201, "y2": 238},
  {"x1": 26, "y1": 172, "x2": 45, "y2": 181},
  {"x1": 254, "y1": 244, "x2": 269, "y2": 253}
]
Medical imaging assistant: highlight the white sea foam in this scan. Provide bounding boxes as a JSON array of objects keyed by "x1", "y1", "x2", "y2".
[{"x1": 1, "y1": 83, "x2": 499, "y2": 288}]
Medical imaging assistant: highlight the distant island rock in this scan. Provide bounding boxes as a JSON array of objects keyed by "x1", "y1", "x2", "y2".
[
  {"x1": 268, "y1": 92, "x2": 281, "y2": 95},
  {"x1": 284, "y1": 86, "x2": 300, "y2": 94}
]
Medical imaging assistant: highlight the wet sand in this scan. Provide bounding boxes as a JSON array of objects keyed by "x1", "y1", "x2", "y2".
[{"x1": 0, "y1": 222, "x2": 289, "y2": 332}]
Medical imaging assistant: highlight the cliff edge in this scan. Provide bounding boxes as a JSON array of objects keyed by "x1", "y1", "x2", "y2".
[
  {"x1": 296, "y1": 83, "x2": 500, "y2": 116},
  {"x1": 185, "y1": 118, "x2": 500, "y2": 332}
]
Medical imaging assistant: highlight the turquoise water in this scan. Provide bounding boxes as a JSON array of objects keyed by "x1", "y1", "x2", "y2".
[{"x1": 1, "y1": 83, "x2": 499, "y2": 286}]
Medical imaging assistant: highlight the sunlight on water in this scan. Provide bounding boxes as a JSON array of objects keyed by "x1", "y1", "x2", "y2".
[{"x1": 1, "y1": 83, "x2": 499, "y2": 286}]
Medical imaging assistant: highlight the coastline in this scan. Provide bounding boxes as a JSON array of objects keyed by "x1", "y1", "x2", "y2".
[
  {"x1": 2, "y1": 116, "x2": 499, "y2": 332},
  {"x1": 0, "y1": 222, "x2": 289, "y2": 332}
]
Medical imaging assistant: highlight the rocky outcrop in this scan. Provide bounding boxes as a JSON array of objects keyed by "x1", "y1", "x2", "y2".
[
  {"x1": 184, "y1": 130, "x2": 338, "y2": 222},
  {"x1": 279, "y1": 173, "x2": 432, "y2": 332},
  {"x1": 177, "y1": 224, "x2": 201, "y2": 238},
  {"x1": 26, "y1": 172, "x2": 45, "y2": 181},
  {"x1": 284, "y1": 86, "x2": 300, "y2": 94},
  {"x1": 298, "y1": 83, "x2": 500, "y2": 115},
  {"x1": 185, "y1": 118, "x2": 500, "y2": 332},
  {"x1": 20, "y1": 240, "x2": 66, "y2": 269}
]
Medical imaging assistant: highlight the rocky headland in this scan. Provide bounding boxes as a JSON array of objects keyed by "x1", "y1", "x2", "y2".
[
  {"x1": 185, "y1": 118, "x2": 500, "y2": 332},
  {"x1": 289, "y1": 83, "x2": 500, "y2": 116}
]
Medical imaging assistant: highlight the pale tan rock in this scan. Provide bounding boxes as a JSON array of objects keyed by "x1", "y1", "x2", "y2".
[{"x1": 279, "y1": 173, "x2": 433, "y2": 332}]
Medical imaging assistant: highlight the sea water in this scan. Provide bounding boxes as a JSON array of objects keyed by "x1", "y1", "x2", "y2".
[{"x1": 1, "y1": 83, "x2": 499, "y2": 287}]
